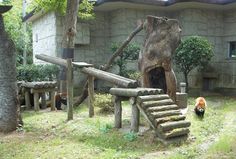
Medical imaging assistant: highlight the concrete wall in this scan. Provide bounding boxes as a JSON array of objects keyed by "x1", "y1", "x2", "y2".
[{"x1": 32, "y1": 12, "x2": 57, "y2": 64}]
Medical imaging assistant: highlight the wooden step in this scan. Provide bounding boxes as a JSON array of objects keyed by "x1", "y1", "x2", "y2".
[
  {"x1": 149, "y1": 110, "x2": 181, "y2": 120},
  {"x1": 147, "y1": 104, "x2": 179, "y2": 112},
  {"x1": 157, "y1": 134, "x2": 188, "y2": 145},
  {"x1": 158, "y1": 120, "x2": 191, "y2": 132},
  {"x1": 154, "y1": 115, "x2": 186, "y2": 126},
  {"x1": 137, "y1": 94, "x2": 169, "y2": 103},
  {"x1": 141, "y1": 99, "x2": 174, "y2": 109},
  {"x1": 160, "y1": 128, "x2": 190, "y2": 139}
]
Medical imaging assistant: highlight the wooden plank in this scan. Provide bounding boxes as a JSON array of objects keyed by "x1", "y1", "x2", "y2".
[
  {"x1": 150, "y1": 110, "x2": 181, "y2": 119},
  {"x1": 147, "y1": 104, "x2": 179, "y2": 112},
  {"x1": 141, "y1": 99, "x2": 174, "y2": 109},
  {"x1": 35, "y1": 54, "x2": 67, "y2": 67},
  {"x1": 137, "y1": 94, "x2": 169, "y2": 103},
  {"x1": 161, "y1": 128, "x2": 190, "y2": 139},
  {"x1": 130, "y1": 97, "x2": 139, "y2": 132},
  {"x1": 136, "y1": 103, "x2": 155, "y2": 129},
  {"x1": 114, "y1": 96, "x2": 122, "y2": 128},
  {"x1": 88, "y1": 75, "x2": 94, "y2": 117},
  {"x1": 154, "y1": 115, "x2": 186, "y2": 126},
  {"x1": 158, "y1": 120, "x2": 191, "y2": 132},
  {"x1": 67, "y1": 59, "x2": 73, "y2": 120}
]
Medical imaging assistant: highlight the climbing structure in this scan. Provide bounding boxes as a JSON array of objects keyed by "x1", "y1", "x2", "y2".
[
  {"x1": 110, "y1": 88, "x2": 191, "y2": 145},
  {"x1": 136, "y1": 94, "x2": 191, "y2": 144}
]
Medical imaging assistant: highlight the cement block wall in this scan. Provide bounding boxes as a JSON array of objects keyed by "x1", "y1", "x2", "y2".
[{"x1": 32, "y1": 12, "x2": 57, "y2": 64}]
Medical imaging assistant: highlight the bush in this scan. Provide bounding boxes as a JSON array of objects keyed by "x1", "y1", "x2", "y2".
[
  {"x1": 17, "y1": 64, "x2": 59, "y2": 82},
  {"x1": 174, "y1": 36, "x2": 213, "y2": 91},
  {"x1": 94, "y1": 93, "x2": 114, "y2": 114}
]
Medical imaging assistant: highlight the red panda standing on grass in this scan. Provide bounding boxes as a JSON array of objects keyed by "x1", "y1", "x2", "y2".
[{"x1": 194, "y1": 97, "x2": 207, "y2": 118}]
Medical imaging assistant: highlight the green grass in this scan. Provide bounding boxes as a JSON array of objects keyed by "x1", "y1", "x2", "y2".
[{"x1": 0, "y1": 97, "x2": 236, "y2": 159}]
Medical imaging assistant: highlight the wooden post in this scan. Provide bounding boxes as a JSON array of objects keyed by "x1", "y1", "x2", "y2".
[
  {"x1": 130, "y1": 97, "x2": 140, "y2": 132},
  {"x1": 67, "y1": 59, "x2": 73, "y2": 120},
  {"x1": 24, "y1": 90, "x2": 31, "y2": 109},
  {"x1": 88, "y1": 75, "x2": 94, "y2": 117},
  {"x1": 50, "y1": 91, "x2": 56, "y2": 111},
  {"x1": 33, "y1": 92, "x2": 40, "y2": 111},
  {"x1": 114, "y1": 96, "x2": 122, "y2": 128},
  {"x1": 41, "y1": 93, "x2": 47, "y2": 109}
]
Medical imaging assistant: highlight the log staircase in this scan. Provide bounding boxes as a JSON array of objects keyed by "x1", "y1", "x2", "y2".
[{"x1": 136, "y1": 94, "x2": 191, "y2": 145}]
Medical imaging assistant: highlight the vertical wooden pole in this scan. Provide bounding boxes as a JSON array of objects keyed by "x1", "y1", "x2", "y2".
[
  {"x1": 50, "y1": 91, "x2": 56, "y2": 111},
  {"x1": 33, "y1": 92, "x2": 40, "y2": 111},
  {"x1": 130, "y1": 97, "x2": 140, "y2": 132},
  {"x1": 24, "y1": 90, "x2": 31, "y2": 109},
  {"x1": 88, "y1": 75, "x2": 94, "y2": 117},
  {"x1": 67, "y1": 59, "x2": 73, "y2": 120},
  {"x1": 114, "y1": 96, "x2": 122, "y2": 128},
  {"x1": 41, "y1": 93, "x2": 47, "y2": 109}
]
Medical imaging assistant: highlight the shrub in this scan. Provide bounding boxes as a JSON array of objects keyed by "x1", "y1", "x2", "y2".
[
  {"x1": 174, "y1": 36, "x2": 213, "y2": 91},
  {"x1": 111, "y1": 43, "x2": 140, "y2": 77},
  {"x1": 17, "y1": 64, "x2": 59, "y2": 82},
  {"x1": 123, "y1": 132, "x2": 137, "y2": 142},
  {"x1": 94, "y1": 93, "x2": 114, "y2": 114}
]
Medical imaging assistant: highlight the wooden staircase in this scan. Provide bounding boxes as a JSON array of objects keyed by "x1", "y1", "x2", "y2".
[{"x1": 136, "y1": 94, "x2": 191, "y2": 145}]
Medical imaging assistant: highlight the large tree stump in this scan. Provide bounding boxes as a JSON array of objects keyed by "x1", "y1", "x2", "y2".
[{"x1": 138, "y1": 16, "x2": 181, "y2": 102}]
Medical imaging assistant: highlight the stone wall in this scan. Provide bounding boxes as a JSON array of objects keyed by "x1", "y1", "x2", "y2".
[{"x1": 32, "y1": 12, "x2": 57, "y2": 64}]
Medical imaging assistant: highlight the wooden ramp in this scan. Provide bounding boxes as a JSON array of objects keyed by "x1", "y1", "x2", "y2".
[{"x1": 136, "y1": 94, "x2": 191, "y2": 145}]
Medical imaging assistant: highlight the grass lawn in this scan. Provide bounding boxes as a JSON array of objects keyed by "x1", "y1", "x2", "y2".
[{"x1": 0, "y1": 96, "x2": 236, "y2": 159}]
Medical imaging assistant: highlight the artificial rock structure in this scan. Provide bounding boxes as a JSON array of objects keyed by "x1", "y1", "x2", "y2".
[{"x1": 139, "y1": 16, "x2": 181, "y2": 102}]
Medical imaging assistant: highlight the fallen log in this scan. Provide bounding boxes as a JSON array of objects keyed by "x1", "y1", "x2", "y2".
[
  {"x1": 147, "y1": 104, "x2": 179, "y2": 112},
  {"x1": 141, "y1": 99, "x2": 174, "y2": 109},
  {"x1": 161, "y1": 128, "x2": 190, "y2": 139},
  {"x1": 137, "y1": 94, "x2": 169, "y2": 103},
  {"x1": 158, "y1": 120, "x2": 191, "y2": 132},
  {"x1": 149, "y1": 110, "x2": 181, "y2": 119},
  {"x1": 154, "y1": 115, "x2": 186, "y2": 126}
]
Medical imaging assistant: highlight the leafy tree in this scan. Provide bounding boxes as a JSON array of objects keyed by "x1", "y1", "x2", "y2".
[
  {"x1": 1, "y1": 0, "x2": 33, "y2": 66},
  {"x1": 111, "y1": 43, "x2": 140, "y2": 77},
  {"x1": 174, "y1": 36, "x2": 213, "y2": 91}
]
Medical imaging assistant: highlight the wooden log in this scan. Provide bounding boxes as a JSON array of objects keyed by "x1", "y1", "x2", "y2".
[
  {"x1": 35, "y1": 54, "x2": 67, "y2": 67},
  {"x1": 110, "y1": 88, "x2": 143, "y2": 97},
  {"x1": 136, "y1": 88, "x2": 163, "y2": 95},
  {"x1": 157, "y1": 134, "x2": 188, "y2": 145},
  {"x1": 141, "y1": 99, "x2": 174, "y2": 109},
  {"x1": 136, "y1": 103, "x2": 155, "y2": 129},
  {"x1": 33, "y1": 92, "x2": 40, "y2": 111},
  {"x1": 82, "y1": 67, "x2": 137, "y2": 88},
  {"x1": 147, "y1": 104, "x2": 179, "y2": 112},
  {"x1": 150, "y1": 110, "x2": 181, "y2": 119},
  {"x1": 154, "y1": 115, "x2": 186, "y2": 126},
  {"x1": 137, "y1": 94, "x2": 170, "y2": 103},
  {"x1": 50, "y1": 91, "x2": 56, "y2": 111},
  {"x1": 161, "y1": 128, "x2": 190, "y2": 139},
  {"x1": 88, "y1": 75, "x2": 94, "y2": 117},
  {"x1": 114, "y1": 96, "x2": 122, "y2": 128},
  {"x1": 67, "y1": 59, "x2": 73, "y2": 120},
  {"x1": 158, "y1": 120, "x2": 191, "y2": 132},
  {"x1": 30, "y1": 88, "x2": 57, "y2": 93},
  {"x1": 24, "y1": 90, "x2": 31, "y2": 109},
  {"x1": 40, "y1": 93, "x2": 47, "y2": 109},
  {"x1": 130, "y1": 97, "x2": 139, "y2": 132}
]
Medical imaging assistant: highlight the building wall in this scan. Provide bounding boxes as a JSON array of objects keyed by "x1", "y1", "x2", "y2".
[
  {"x1": 32, "y1": 12, "x2": 57, "y2": 64},
  {"x1": 31, "y1": 7, "x2": 236, "y2": 94}
]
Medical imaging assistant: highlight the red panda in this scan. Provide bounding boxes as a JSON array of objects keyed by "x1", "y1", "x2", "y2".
[
  {"x1": 55, "y1": 93, "x2": 67, "y2": 110},
  {"x1": 194, "y1": 97, "x2": 207, "y2": 118}
]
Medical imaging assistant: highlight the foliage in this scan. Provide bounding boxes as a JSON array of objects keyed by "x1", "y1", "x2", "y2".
[
  {"x1": 1, "y1": 0, "x2": 33, "y2": 66},
  {"x1": 17, "y1": 64, "x2": 59, "y2": 82},
  {"x1": 126, "y1": 71, "x2": 141, "y2": 80},
  {"x1": 174, "y1": 36, "x2": 213, "y2": 90},
  {"x1": 94, "y1": 93, "x2": 114, "y2": 114},
  {"x1": 99, "y1": 123, "x2": 113, "y2": 133},
  {"x1": 30, "y1": 0, "x2": 95, "y2": 20},
  {"x1": 111, "y1": 43, "x2": 140, "y2": 77},
  {"x1": 123, "y1": 132, "x2": 137, "y2": 142}
]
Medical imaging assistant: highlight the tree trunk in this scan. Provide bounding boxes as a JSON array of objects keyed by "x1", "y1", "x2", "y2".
[
  {"x1": 184, "y1": 72, "x2": 189, "y2": 93},
  {"x1": 0, "y1": 13, "x2": 18, "y2": 132},
  {"x1": 60, "y1": 0, "x2": 80, "y2": 94}
]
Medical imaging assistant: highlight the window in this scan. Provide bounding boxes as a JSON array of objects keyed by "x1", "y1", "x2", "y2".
[{"x1": 229, "y1": 41, "x2": 236, "y2": 58}]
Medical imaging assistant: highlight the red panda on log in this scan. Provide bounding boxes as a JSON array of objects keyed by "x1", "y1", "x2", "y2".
[{"x1": 194, "y1": 97, "x2": 207, "y2": 118}]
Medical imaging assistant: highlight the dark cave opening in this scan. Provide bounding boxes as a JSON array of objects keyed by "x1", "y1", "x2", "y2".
[{"x1": 148, "y1": 67, "x2": 167, "y2": 93}]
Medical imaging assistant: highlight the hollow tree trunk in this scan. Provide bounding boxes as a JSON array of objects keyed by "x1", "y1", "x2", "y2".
[{"x1": 0, "y1": 12, "x2": 17, "y2": 132}]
